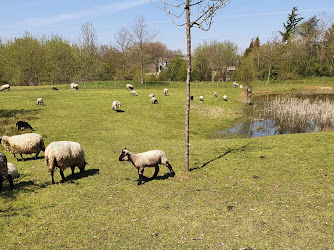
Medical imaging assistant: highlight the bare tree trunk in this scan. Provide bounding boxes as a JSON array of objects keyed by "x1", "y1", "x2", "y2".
[
  {"x1": 185, "y1": 1, "x2": 191, "y2": 172},
  {"x1": 267, "y1": 65, "x2": 271, "y2": 83}
]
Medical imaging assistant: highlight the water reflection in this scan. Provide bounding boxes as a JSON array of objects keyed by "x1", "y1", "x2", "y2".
[{"x1": 216, "y1": 93, "x2": 334, "y2": 138}]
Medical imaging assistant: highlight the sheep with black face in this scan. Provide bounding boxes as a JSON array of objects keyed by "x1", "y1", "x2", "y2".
[{"x1": 119, "y1": 148, "x2": 175, "y2": 185}]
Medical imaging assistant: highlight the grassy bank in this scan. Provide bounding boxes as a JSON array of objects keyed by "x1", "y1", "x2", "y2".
[{"x1": 0, "y1": 80, "x2": 333, "y2": 248}]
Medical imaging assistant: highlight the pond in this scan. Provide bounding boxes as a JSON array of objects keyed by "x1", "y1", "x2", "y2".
[{"x1": 215, "y1": 92, "x2": 334, "y2": 139}]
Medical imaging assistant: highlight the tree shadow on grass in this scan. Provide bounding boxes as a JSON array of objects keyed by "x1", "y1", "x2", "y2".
[{"x1": 190, "y1": 144, "x2": 250, "y2": 172}]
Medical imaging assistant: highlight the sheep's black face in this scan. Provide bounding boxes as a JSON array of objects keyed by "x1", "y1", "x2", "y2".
[{"x1": 119, "y1": 150, "x2": 129, "y2": 161}]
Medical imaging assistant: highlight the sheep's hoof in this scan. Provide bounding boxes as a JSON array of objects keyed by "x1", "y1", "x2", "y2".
[
  {"x1": 137, "y1": 182, "x2": 142, "y2": 186},
  {"x1": 170, "y1": 172, "x2": 175, "y2": 177}
]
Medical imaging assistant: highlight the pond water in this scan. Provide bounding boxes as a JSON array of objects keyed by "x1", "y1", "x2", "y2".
[{"x1": 215, "y1": 92, "x2": 334, "y2": 139}]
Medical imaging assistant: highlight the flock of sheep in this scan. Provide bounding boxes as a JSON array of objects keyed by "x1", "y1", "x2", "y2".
[{"x1": 0, "y1": 81, "x2": 251, "y2": 189}]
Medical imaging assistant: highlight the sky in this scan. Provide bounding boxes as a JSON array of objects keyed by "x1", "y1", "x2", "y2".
[{"x1": 1, "y1": 0, "x2": 334, "y2": 54}]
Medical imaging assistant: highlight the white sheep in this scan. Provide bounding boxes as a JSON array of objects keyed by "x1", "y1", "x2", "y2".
[
  {"x1": 239, "y1": 85, "x2": 244, "y2": 89},
  {"x1": 199, "y1": 96, "x2": 204, "y2": 101},
  {"x1": 7, "y1": 162, "x2": 19, "y2": 179},
  {"x1": 112, "y1": 101, "x2": 121, "y2": 111},
  {"x1": 0, "y1": 84, "x2": 10, "y2": 91},
  {"x1": 0, "y1": 133, "x2": 45, "y2": 161},
  {"x1": 70, "y1": 83, "x2": 79, "y2": 90},
  {"x1": 0, "y1": 152, "x2": 14, "y2": 191},
  {"x1": 151, "y1": 97, "x2": 158, "y2": 104},
  {"x1": 131, "y1": 90, "x2": 138, "y2": 96},
  {"x1": 36, "y1": 98, "x2": 44, "y2": 105},
  {"x1": 126, "y1": 84, "x2": 134, "y2": 91},
  {"x1": 45, "y1": 141, "x2": 87, "y2": 184},
  {"x1": 232, "y1": 82, "x2": 239, "y2": 88},
  {"x1": 149, "y1": 93, "x2": 155, "y2": 98},
  {"x1": 163, "y1": 88, "x2": 168, "y2": 96},
  {"x1": 119, "y1": 148, "x2": 175, "y2": 185},
  {"x1": 213, "y1": 92, "x2": 218, "y2": 97},
  {"x1": 223, "y1": 95, "x2": 228, "y2": 101}
]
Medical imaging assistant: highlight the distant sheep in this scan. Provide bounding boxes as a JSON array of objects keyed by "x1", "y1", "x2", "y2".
[
  {"x1": 151, "y1": 97, "x2": 158, "y2": 104},
  {"x1": 7, "y1": 162, "x2": 19, "y2": 179},
  {"x1": 190, "y1": 96, "x2": 194, "y2": 101},
  {"x1": 119, "y1": 148, "x2": 175, "y2": 185},
  {"x1": 131, "y1": 90, "x2": 138, "y2": 96},
  {"x1": 0, "y1": 133, "x2": 45, "y2": 161},
  {"x1": 232, "y1": 82, "x2": 239, "y2": 88},
  {"x1": 16, "y1": 121, "x2": 35, "y2": 131},
  {"x1": 52, "y1": 87, "x2": 58, "y2": 91},
  {"x1": 239, "y1": 85, "x2": 244, "y2": 89},
  {"x1": 223, "y1": 95, "x2": 228, "y2": 101},
  {"x1": 45, "y1": 141, "x2": 87, "y2": 184},
  {"x1": 0, "y1": 153, "x2": 14, "y2": 191},
  {"x1": 163, "y1": 88, "x2": 168, "y2": 96},
  {"x1": 36, "y1": 98, "x2": 44, "y2": 105},
  {"x1": 70, "y1": 83, "x2": 79, "y2": 90},
  {"x1": 126, "y1": 84, "x2": 134, "y2": 91},
  {"x1": 199, "y1": 96, "x2": 204, "y2": 101},
  {"x1": 213, "y1": 92, "x2": 218, "y2": 97},
  {"x1": 112, "y1": 100, "x2": 121, "y2": 111},
  {"x1": 149, "y1": 93, "x2": 155, "y2": 98},
  {"x1": 0, "y1": 84, "x2": 10, "y2": 91}
]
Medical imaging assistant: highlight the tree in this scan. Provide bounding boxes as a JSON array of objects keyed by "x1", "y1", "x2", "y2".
[
  {"x1": 279, "y1": 6, "x2": 304, "y2": 43},
  {"x1": 151, "y1": 0, "x2": 231, "y2": 171},
  {"x1": 114, "y1": 26, "x2": 132, "y2": 81},
  {"x1": 131, "y1": 15, "x2": 158, "y2": 84}
]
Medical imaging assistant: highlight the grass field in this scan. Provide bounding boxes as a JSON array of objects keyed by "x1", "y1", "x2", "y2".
[{"x1": 0, "y1": 79, "x2": 333, "y2": 248}]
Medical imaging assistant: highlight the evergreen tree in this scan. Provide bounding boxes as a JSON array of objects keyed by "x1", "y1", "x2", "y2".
[{"x1": 279, "y1": 6, "x2": 304, "y2": 43}]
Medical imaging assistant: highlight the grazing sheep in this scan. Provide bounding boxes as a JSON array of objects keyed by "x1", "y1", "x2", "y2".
[
  {"x1": 223, "y1": 95, "x2": 228, "y2": 101},
  {"x1": 0, "y1": 133, "x2": 45, "y2": 161},
  {"x1": 45, "y1": 141, "x2": 87, "y2": 184},
  {"x1": 239, "y1": 84, "x2": 244, "y2": 89},
  {"x1": 36, "y1": 98, "x2": 44, "y2": 105},
  {"x1": 199, "y1": 96, "x2": 204, "y2": 101},
  {"x1": 163, "y1": 88, "x2": 168, "y2": 96},
  {"x1": 7, "y1": 162, "x2": 19, "y2": 179},
  {"x1": 0, "y1": 84, "x2": 10, "y2": 91},
  {"x1": 119, "y1": 148, "x2": 175, "y2": 185},
  {"x1": 126, "y1": 84, "x2": 134, "y2": 91},
  {"x1": 131, "y1": 90, "x2": 138, "y2": 96},
  {"x1": 0, "y1": 153, "x2": 14, "y2": 191},
  {"x1": 70, "y1": 83, "x2": 79, "y2": 90},
  {"x1": 16, "y1": 121, "x2": 35, "y2": 131},
  {"x1": 149, "y1": 93, "x2": 155, "y2": 98},
  {"x1": 151, "y1": 97, "x2": 158, "y2": 104},
  {"x1": 112, "y1": 100, "x2": 121, "y2": 111},
  {"x1": 213, "y1": 92, "x2": 218, "y2": 97},
  {"x1": 52, "y1": 87, "x2": 58, "y2": 91},
  {"x1": 190, "y1": 96, "x2": 194, "y2": 101},
  {"x1": 232, "y1": 82, "x2": 239, "y2": 88}
]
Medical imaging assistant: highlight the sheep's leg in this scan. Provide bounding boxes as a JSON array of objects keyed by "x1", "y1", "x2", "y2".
[
  {"x1": 13, "y1": 154, "x2": 19, "y2": 161},
  {"x1": 152, "y1": 166, "x2": 159, "y2": 179},
  {"x1": 166, "y1": 161, "x2": 175, "y2": 177},
  {"x1": 0, "y1": 176, "x2": 3, "y2": 191},
  {"x1": 20, "y1": 154, "x2": 24, "y2": 162},
  {"x1": 60, "y1": 169, "x2": 66, "y2": 183},
  {"x1": 35, "y1": 151, "x2": 40, "y2": 160},
  {"x1": 71, "y1": 166, "x2": 75, "y2": 177},
  {"x1": 7, "y1": 175, "x2": 14, "y2": 190},
  {"x1": 51, "y1": 171, "x2": 55, "y2": 184},
  {"x1": 137, "y1": 168, "x2": 144, "y2": 185}
]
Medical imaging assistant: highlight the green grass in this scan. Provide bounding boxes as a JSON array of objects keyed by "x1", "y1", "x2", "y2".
[{"x1": 0, "y1": 80, "x2": 333, "y2": 249}]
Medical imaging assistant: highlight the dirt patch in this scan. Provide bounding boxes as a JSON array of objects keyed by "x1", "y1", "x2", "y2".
[{"x1": 191, "y1": 104, "x2": 237, "y2": 119}]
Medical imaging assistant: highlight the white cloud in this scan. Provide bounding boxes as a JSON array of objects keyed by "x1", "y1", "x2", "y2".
[{"x1": 22, "y1": 0, "x2": 149, "y2": 26}]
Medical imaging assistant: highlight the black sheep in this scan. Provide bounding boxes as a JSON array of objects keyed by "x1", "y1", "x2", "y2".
[{"x1": 16, "y1": 121, "x2": 35, "y2": 131}]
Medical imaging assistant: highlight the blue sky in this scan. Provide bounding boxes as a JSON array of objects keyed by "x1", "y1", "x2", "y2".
[{"x1": 1, "y1": 0, "x2": 334, "y2": 53}]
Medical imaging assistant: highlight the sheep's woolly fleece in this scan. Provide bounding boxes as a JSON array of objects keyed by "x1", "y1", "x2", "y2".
[
  {"x1": 45, "y1": 141, "x2": 85, "y2": 172},
  {"x1": 1, "y1": 133, "x2": 45, "y2": 155},
  {"x1": 0, "y1": 153, "x2": 8, "y2": 177}
]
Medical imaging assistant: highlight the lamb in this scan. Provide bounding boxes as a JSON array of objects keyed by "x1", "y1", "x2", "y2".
[
  {"x1": 239, "y1": 84, "x2": 244, "y2": 89},
  {"x1": 149, "y1": 93, "x2": 155, "y2": 98},
  {"x1": 112, "y1": 100, "x2": 121, "y2": 111},
  {"x1": 16, "y1": 121, "x2": 35, "y2": 131},
  {"x1": 36, "y1": 98, "x2": 44, "y2": 105},
  {"x1": 223, "y1": 95, "x2": 228, "y2": 101},
  {"x1": 232, "y1": 82, "x2": 239, "y2": 88},
  {"x1": 52, "y1": 87, "x2": 58, "y2": 91},
  {"x1": 199, "y1": 96, "x2": 204, "y2": 101},
  {"x1": 163, "y1": 88, "x2": 168, "y2": 96},
  {"x1": 0, "y1": 133, "x2": 45, "y2": 161},
  {"x1": 7, "y1": 162, "x2": 19, "y2": 179},
  {"x1": 119, "y1": 148, "x2": 175, "y2": 185},
  {"x1": 1, "y1": 84, "x2": 10, "y2": 91},
  {"x1": 70, "y1": 83, "x2": 79, "y2": 90},
  {"x1": 126, "y1": 84, "x2": 134, "y2": 91},
  {"x1": 213, "y1": 92, "x2": 218, "y2": 97},
  {"x1": 0, "y1": 153, "x2": 14, "y2": 191},
  {"x1": 45, "y1": 141, "x2": 87, "y2": 184},
  {"x1": 131, "y1": 90, "x2": 138, "y2": 96},
  {"x1": 151, "y1": 97, "x2": 158, "y2": 104}
]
